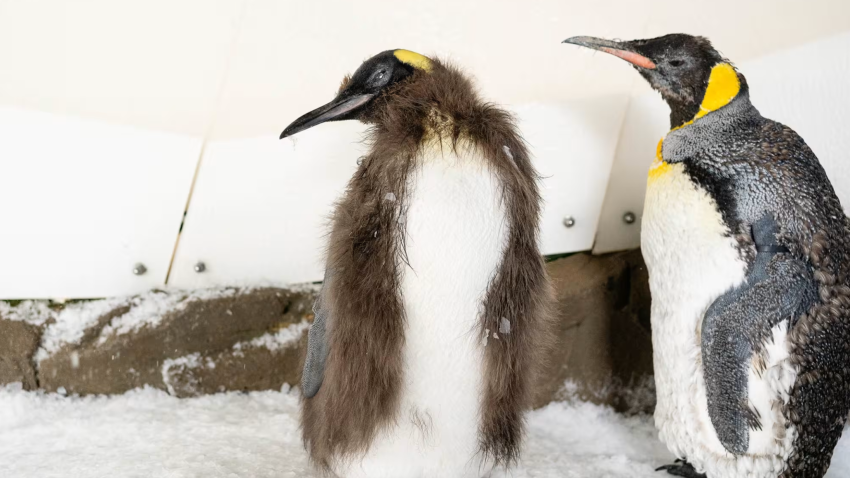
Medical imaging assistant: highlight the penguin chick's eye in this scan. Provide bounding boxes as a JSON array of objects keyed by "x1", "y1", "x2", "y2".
[
  {"x1": 668, "y1": 59, "x2": 684, "y2": 67},
  {"x1": 369, "y1": 68, "x2": 391, "y2": 88}
]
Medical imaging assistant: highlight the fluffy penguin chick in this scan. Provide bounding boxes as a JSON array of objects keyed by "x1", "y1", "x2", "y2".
[
  {"x1": 280, "y1": 49, "x2": 552, "y2": 478},
  {"x1": 564, "y1": 34, "x2": 850, "y2": 478}
]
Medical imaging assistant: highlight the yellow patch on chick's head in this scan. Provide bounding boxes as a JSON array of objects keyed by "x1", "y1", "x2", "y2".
[{"x1": 394, "y1": 49, "x2": 433, "y2": 72}]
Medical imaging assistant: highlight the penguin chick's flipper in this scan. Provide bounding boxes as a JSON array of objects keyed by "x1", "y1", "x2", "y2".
[
  {"x1": 656, "y1": 460, "x2": 707, "y2": 478},
  {"x1": 302, "y1": 269, "x2": 333, "y2": 399},
  {"x1": 701, "y1": 214, "x2": 817, "y2": 454}
]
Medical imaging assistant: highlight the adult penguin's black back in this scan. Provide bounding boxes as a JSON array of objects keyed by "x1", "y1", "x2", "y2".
[{"x1": 565, "y1": 34, "x2": 850, "y2": 478}]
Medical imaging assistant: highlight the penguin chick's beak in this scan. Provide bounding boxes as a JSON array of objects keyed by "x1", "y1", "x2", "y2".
[
  {"x1": 562, "y1": 36, "x2": 656, "y2": 70},
  {"x1": 280, "y1": 93, "x2": 375, "y2": 139}
]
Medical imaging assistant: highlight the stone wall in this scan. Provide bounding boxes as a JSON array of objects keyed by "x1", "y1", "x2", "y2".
[{"x1": 0, "y1": 249, "x2": 654, "y2": 413}]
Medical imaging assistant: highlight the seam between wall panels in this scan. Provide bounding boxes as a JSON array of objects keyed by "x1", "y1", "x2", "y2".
[
  {"x1": 591, "y1": 9, "x2": 655, "y2": 254},
  {"x1": 164, "y1": 0, "x2": 250, "y2": 285},
  {"x1": 590, "y1": 79, "x2": 637, "y2": 252}
]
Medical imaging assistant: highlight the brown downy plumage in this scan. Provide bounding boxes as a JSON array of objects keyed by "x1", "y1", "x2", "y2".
[{"x1": 287, "y1": 53, "x2": 554, "y2": 473}]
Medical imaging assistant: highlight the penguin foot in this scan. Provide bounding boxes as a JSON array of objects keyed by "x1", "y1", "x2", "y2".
[{"x1": 655, "y1": 459, "x2": 707, "y2": 478}]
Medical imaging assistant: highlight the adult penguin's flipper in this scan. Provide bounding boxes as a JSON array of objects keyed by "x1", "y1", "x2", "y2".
[
  {"x1": 701, "y1": 215, "x2": 816, "y2": 454},
  {"x1": 302, "y1": 269, "x2": 333, "y2": 399}
]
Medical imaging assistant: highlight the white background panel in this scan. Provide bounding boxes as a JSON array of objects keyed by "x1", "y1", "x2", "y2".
[
  {"x1": 592, "y1": 93, "x2": 669, "y2": 254},
  {"x1": 0, "y1": 0, "x2": 245, "y2": 136},
  {"x1": 0, "y1": 0, "x2": 848, "y2": 297},
  {"x1": 517, "y1": 98, "x2": 628, "y2": 255},
  {"x1": 593, "y1": 31, "x2": 850, "y2": 253},
  {"x1": 206, "y1": 0, "x2": 649, "y2": 141},
  {"x1": 205, "y1": 0, "x2": 850, "y2": 141},
  {"x1": 0, "y1": 107, "x2": 200, "y2": 298},
  {"x1": 169, "y1": 123, "x2": 367, "y2": 288},
  {"x1": 171, "y1": 97, "x2": 627, "y2": 287}
]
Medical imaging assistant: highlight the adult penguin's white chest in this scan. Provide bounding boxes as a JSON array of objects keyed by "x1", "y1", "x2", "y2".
[
  {"x1": 642, "y1": 159, "x2": 798, "y2": 477},
  {"x1": 334, "y1": 140, "x2": 509, "y2": 478},
  {"x1": 641, "y1": 160, "x2": 747, "y2": 465}
]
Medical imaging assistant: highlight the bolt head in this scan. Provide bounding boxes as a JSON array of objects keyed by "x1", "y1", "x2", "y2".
[
  {"x1": 194, "y1": 262, "x2": 206, "y2": 273},
  {"x1": 623, "y1": 212, "x2": 636, "y2": 224},
  {"x1": 132, "y1": 263, "x2": 147, "y2": 276},
  {"x1": 563, "y1": 216, "x2": 576, "y2": 228}
]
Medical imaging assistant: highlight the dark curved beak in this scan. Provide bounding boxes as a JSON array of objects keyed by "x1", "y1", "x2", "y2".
[
  {"x1": 563, "y1": 36, "x2": 656, "y2": 70},
  {"x1": 280, "y1": 93, "x2": 375, "y2": 139}
]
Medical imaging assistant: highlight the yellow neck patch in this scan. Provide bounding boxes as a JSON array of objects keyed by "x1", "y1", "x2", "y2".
[
  {"x1": 394, "y1": 49, "x2": 433, "y2": 72},
  {"x1": 650, "y1": 63, "x2": 740, "y2": 182},
  {"x1": 694, "y1": 63, "x2": 740, "y2": 120},
  {"x1": 669, "y1": 63, "x2": 740, "y2": 133}
]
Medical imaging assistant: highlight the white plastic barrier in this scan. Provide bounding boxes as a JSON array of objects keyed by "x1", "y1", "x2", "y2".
[
  {"x1": 0, "y1": 107, "x2": 200, "y2": 298},
  {"x1": 169, "y1": 123, "x2": 368, "y2": 288},
  {"x1": 0, "y1": 0, "x2": 847, "y2": 298},
  {"x1": 0, "y1": 0, "x2": 246, "y2": 299},
  {"x1": 592, "y1": 92, "x2": 668, "y2": 254},
  {"x1": 169, "y1": 96, "x2": 628, "y2": 288}
]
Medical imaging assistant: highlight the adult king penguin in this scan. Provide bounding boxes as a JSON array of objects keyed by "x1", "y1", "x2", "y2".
[
  {"x1": 280, "y1": 50, "x2": 552, "y2": 477},
  {"x1": 564, "y1": 34, "x2": 850, "y2": 478}
]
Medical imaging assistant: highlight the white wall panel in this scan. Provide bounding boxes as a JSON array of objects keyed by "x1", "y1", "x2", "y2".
[
  {"x1": 206, "y1": 0, "x2": 650, "y2": 141},
  {"x1": 0, "y1": 0, "x2": 245, "y2": 136},
  {"x1": 0, "y1": 107, "x2": 201, "y2": 299},
  {"x1": 1, "y1": 0, "x2": 847, "y2": 297},
  {"x1": 517, "y1": 97, "x2": 628, "y2": 255},
  {"x1": 593, "y1": 31, "x2": 850, "y2": 253},
  {"x1": 171, "y1": 97, "x2": 627, "y2": 287},
  {"x1": 169, "y1": 123, "x2": 367, "y2": 288},
  {"x1": 592, "y1": 92, "x2": 668, "y2": 254}
]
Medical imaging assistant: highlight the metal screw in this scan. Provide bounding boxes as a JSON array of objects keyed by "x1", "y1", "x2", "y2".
[
  {"x1": 563, "y1": 216, "x2": 576, "y2": 228},
  {"x1": 132, "y1": 263, "x2": 147, "y2": 276},
  {"x1": 623, "y1": 212, "x2": 636, "y2": 224},
  {"x1": 194, "y1": 262, "x2": 206, "y2": 273}
]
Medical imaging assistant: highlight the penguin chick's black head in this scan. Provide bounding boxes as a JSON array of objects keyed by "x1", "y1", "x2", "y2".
[
  {"x1": 280, "y1": 49, "x2": 432, "y2": 139},
  {"x1": 563, "y1": 34, "x2": 732, "y2": 128}
]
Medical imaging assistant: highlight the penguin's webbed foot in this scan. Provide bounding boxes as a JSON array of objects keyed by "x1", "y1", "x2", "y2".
[{"x1": 655, "y1": 459, "x2": 707, "y2": 478}]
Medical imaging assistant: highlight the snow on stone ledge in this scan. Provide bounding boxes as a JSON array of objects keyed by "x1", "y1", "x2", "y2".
[
  {"x1": 35, "y1": 297, "x2": 132, "y2": 362},
  {"x1": 96, "y1": 289, "x2": 239, "y2": 342},
  {"x1": 0, "y1": 300, "x2": 54, "y2": 326},
  {"x1": 29, "y1": 284, "x2": 317, "y2": 363},
  {"x1": 232, "y1": 320, "x2": 311, "y2": 355}
]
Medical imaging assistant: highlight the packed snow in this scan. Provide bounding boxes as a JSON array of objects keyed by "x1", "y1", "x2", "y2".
[{"x1": 1, "y1": 384, "x2": 849, "y2": 478}]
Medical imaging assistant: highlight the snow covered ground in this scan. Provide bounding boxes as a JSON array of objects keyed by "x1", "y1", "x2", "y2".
[{"x1": 0, "y1": 384, "x2": 848, "y2": 478}]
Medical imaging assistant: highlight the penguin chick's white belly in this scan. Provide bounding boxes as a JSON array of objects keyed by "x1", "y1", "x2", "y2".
[
  {"x1": 642, "y1": 161, "x2": 796, "y2": 478},
  {"x1": 334, "y1": 143, "x2": 508, "y2": 478}
]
